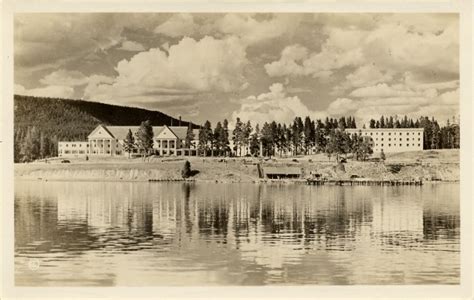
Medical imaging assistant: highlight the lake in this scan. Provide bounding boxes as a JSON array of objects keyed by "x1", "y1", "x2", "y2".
[{"x1": 14, "y1": 180, "x2": 460, "y2": 286}]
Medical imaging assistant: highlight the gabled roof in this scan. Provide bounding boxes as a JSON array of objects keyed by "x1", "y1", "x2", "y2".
[
  {"x1": 88, "y1": 124, "x2": 115, "y2": 139},
  {"x1": 90, "y1": 125, "x2": 199, "y2": 141}
]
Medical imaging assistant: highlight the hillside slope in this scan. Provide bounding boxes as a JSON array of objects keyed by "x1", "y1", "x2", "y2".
[{"x1": 14, "y1": 95, "x2": 196, "y2": 161}]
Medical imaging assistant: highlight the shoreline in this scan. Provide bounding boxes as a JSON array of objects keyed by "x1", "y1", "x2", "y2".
[{"x1": 14, "y1": 150, "x2": 460, "y2": 184}]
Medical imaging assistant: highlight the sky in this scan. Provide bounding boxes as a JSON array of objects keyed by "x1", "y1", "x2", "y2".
[{"x1": 14, "y1": 13, "x2": 459, "y2": 127}]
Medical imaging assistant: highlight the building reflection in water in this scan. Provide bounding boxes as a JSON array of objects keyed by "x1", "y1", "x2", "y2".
[{"x1": 14, "y1": 180, "x2": 460, "y2": 285}]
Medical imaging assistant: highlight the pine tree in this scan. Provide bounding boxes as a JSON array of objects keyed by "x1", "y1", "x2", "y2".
[
  {"x1": 243, "y1": 121, "x2": 253, "y2": 156},
  {"x1": 124, "y1": 129, "x2": 135, "y2": 158},
  {"x1": 181, "y1": 160, "x2": 191, "y2": 178},
  {"x1": 222, "y1": 119, "x2": 230, "y2": 156},
  {"x1": 232, "y1": 118, "x2": 243, "y2": 156},
  {"x1": 249, "y1": 124, "x2": 260, "y2": 156},
  {"x1": 369, "y1": 119, "x2": 376, "y2": 128},
  {"x1": 185, "y1": 123, "x2": 195, "y2": 149},
  {"x1": 198, "y1": 121, "x2": 212, "y2": 156},
  {"x1": 135, "y1": 120, "x2": 154, "y2": 159},
  {"x1": 213, "y1": 122, "x2": 223, "y2": 156}
]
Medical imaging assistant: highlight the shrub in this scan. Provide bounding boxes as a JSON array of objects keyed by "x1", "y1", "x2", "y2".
[{"x1": 182, "y1": 160, "x2": 191, "y2": 178}]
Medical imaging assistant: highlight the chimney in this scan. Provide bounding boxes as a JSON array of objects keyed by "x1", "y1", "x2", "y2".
[{"x1": 179, "y1": 116, "x2": 182, "y2": 127}]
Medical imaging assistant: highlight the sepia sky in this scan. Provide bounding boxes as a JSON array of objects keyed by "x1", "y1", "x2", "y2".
[{"x1": 14, "y1": 13, "x2": 459, "y2": 126}]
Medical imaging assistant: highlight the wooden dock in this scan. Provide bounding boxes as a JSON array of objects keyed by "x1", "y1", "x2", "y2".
[
  {"x1": 306, "y1": 178, "x2": 423, "y2": 186},
  {"x1": 148, "y1": 179, "x2": 195, "y2": 182}
]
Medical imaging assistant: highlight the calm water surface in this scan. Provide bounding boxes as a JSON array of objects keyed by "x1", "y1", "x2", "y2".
[{"x1": 15, "y1": 181, "x2": 459, "y2": 286}]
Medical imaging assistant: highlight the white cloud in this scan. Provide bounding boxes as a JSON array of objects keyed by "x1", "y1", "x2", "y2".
[
  {"x1": 84, "y1": 36, "x2": 249, "y2": 103},
  {"x1": 39, "y1": 69, "x2": 88, "y2": 87},
  {"x1": 326, "y1": 98, "x2": 359, "y2": 116},
  {"x1": 264, "y1": 44, "x2": 308, "y2": 77},
  {"x1": 231, "y1": 83, "x2": 324, "y2": 125},
  {"x1": 350, "y1": 83, "x2": 417, "y2": 98},
  {"x1": 266, "y1": 15, "x2": 458, "y2": 81},
  {"x1": 154, "y1": 13, "x2": 196, "y2": 37},
  {"x1": 332, "y1": 64, "x2": 395, "y2": 95},
  {"x1": 214, "y1": 14, "x2": 299, "y2": 46},
  {"x1": 119, "y1": 40, "x2": 146, "y2": 52},
  {"x1": 15, "y1": 84, "x2": 74, "y2": 99}
]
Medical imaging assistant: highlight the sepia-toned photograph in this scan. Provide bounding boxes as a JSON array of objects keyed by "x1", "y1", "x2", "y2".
[{"x1": 9, "y1": 11, "x2": 463, "y2": 289}]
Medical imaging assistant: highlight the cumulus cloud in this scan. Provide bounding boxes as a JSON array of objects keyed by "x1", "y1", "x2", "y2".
[
  {"x1": 326, "y1": 84, "x2": 459, "y2": 126},
  {"x1": 39, "y1": 69, "x2": 89, "y2": 86},
  {"x1": 119, "y1": 40, "x2": 146, "y2": 52},
  {"x1": 331, "y1": 64, "x2": 395, "y2": 95},
  {"x1": 231, "y1": 83, "x2": 324, "y2": 125},
  {"x1": 15, "y1": 84, "x2": 74, "y2": 99},
  {"x1": 214, "y1": 14, "x2": 300, "y2": 46},
  {"x1": 266, "y1": 15, "x2": 458, "y2": 80},
  {"x1": 154, "y1": 13, "x2": 196, "y2": 37},
  {"x1": 84, "y1": 36, "x2": 249, "y2": 103},
  {"x1": 350, "y1": 83, "x2": 417, "y2": 98},
  {"x1": 264, "y1": 44, "x2": 308, "y2": 77}
]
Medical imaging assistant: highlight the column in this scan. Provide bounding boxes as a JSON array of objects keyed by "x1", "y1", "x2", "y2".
[{"x1": 174, "y1": 138, "x2": 177, "y2": 156}]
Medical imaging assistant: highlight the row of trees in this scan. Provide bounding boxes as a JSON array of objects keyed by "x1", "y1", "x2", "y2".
[
  {"x1": 14, "y1": 126, "x2": 59, "y2": 162},
  {"x1": 195, "y1": 116, "x2": 361, "y2": 159},
  {"x1": 14, "y1": 113, "x2": 460, "y2": 163}
]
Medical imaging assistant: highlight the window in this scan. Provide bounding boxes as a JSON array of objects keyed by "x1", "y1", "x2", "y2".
[
  {"x1": 389, "y1": 144, "x2": 391, "y2": 147},
  {"x1": 406, "y1": 132, "x2": 409, "y2": 135},
  {"x1": 107, "y1": 151, "x2": 110, "y2": 154},
  {"x1": 418, "y1": 144, "x2": 420, "y2": 147},
  {"x1": 388, "y1": 132, "x2": 391, "y2": 135},
  {"x1": 370, "y1": 133, "x2": 373, "y2": 135},
  {"x1": 381, "y1": 133, "x2": 384, "y2": 135},
  {"x1": 418, "y1": 132, "x2": 421, "y2": 135},
  {"x1": 418, "y1": 138, "x2": 420, "y2": 141},
  {"x1": 376, "y1": 144, "x2": 378, "y2": 146},
  {"x1": 381, "y1": 144, "x2": 384, "y2": 147},
  {"x1": 66, "y1": 144, "x2": 68, "y2": 147},
  {"x1": 400, "y1": 133, "x2": 402, "y2": 135},
  {"x1": 388, "y1": 138, "x2": 391, "y2": 141},
  {"x1": 407, "y1": 138, "x2": 409, "y2": 141},
  {"x1": 407, "y1": 144, "x2": 409, "y2": 147},
  {"x1": 400, "y1": 144, "x2": 402, "y2": 147},
  {"x1": 381, "y1": 138, "x2": 384, "y2": 141}
]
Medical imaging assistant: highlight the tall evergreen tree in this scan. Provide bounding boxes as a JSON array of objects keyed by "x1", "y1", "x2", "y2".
[
  {"x1": 185, "y1": 123, "x2": 195, "y2": 149},
  {"x1": 198, "y1": 121, "x2": 212, "y2": 156},
  {"x1": 232, "y1": 117, "x2": 243, "y2": 156},
  {"x1": 135, "y1": 120, "x2": 154, "y2": 159},
  {"x1": 222, "y1": 119, "x2": 230, "y2": 156},
  {"x1": 123, "y1": 129, "x2": 135, "y2": 158}
]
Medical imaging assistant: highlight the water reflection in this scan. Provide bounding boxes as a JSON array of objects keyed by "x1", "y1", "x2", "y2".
[{"x1": 15, "y1": 181, "x2": 459, "y2": 286}]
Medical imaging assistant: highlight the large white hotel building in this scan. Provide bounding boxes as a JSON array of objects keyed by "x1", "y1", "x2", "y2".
[{"x1": 345, "y1": 128, "x2": 424, "y2": 153}]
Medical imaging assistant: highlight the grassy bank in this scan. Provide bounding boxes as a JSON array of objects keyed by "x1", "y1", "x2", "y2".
[{"x1": 14, "y1": 149, "x2": 459, "y2": 183}]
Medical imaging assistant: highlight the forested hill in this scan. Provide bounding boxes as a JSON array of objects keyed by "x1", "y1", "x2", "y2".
[{"x1": 14, "y1": 95, "x2": 196, "y2": 161}]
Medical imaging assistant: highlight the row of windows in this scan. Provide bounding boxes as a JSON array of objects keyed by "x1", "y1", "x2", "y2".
[
  {"x1": 374, "y1": 138, "x2": 421, "y2": 141},
  {"x1": 61, "y1": 144, "x2": 89, "y2": 148},
  {"x1": 60, "y1": 150, "x2": 87, "y2": 154},
  {"x1": 375, "y1": 143, "x2": 421, "y2": 147},
  {"x1": 365, "y1": 132, "x2": 421, "y2": 136}
]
